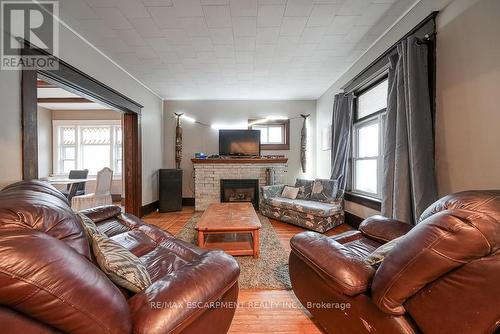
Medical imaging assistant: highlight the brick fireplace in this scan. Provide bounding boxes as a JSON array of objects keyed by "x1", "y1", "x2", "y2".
[{"x1": 192, "y1": 158, "x2": 287, "y2": 211}]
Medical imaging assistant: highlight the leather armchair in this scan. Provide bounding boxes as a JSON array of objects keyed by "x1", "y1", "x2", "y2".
[
  {"x1": 0, "y1": 180, "x2": 240, "y2": 334},
  {"x1": 289, "y1": 190, "x2": 500, "y2": 334}
]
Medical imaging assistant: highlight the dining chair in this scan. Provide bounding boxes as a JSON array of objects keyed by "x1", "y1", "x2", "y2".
[
  {"x1": 61, "y1": 169, "x2": 89, "y2": 200},
  {"x1": 71, "y1": 167, "x2": 113, "y2": 211}
]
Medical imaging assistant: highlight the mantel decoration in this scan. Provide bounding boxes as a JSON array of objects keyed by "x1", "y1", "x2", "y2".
[
  {"x1": 174, "y1": 113, "x2": 183, "y2": 169},
  {"x1": 300, "y1": 114, "x2": 310, "y2": 173}
]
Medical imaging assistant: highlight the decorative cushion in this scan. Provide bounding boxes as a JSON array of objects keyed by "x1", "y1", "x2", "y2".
[
  {"x1": 364, "y1": 236, "x2": 404, "y2": 267},
  {"x1": 78, "y1": 213, "x2": 152, "y2": 293},
  {"x1": 311, "y1": 179, "x2": 339, "y2": 202},
  {"x1": 281, "y1": 186, "x2": 299, "y2": 199},
  {"x1": 295, "y1": 179, "x2": 314, "y2": 199}
]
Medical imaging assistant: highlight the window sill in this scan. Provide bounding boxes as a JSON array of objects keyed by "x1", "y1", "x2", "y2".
[{"x1": 345, "y1": 191, "x2": 381, "y2": 211}]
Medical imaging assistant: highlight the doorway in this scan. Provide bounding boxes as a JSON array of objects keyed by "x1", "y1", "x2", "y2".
[{"x1": 21, "y1": 44, "x2": 143, "y2": 216}]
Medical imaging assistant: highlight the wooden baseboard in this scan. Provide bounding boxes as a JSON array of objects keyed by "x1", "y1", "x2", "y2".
[
  {"x1": 141, "y1": 200, "x2": 159, "y2": 217},
  {"x1": 345, "y1": 212, "x2": 364, "y2": 229},
  {"x1": 182, "y1": 197, "x2": 195, "y2": 206}
]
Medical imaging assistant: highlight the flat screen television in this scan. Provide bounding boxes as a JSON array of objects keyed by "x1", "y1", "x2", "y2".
[{"x1": 219, "y1": 130, "x2": 260, "y2": 157}]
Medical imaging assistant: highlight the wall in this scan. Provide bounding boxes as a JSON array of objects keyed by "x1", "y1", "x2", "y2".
[
  {"x1": 164, "y1": 100, "x2": 316, "y2": 198},
  {"x1": 0, "y1": 22, "x2": 164, "y2": 205},
  {"x1": 315, "y1": 0, "x2": 500, "y2": 218},
  {"x1": 434, "y1": 0, "x2": 500, "y2": 195},
  {"x1": 37, "y1": 106, "x2": 52, "y2": 178}
]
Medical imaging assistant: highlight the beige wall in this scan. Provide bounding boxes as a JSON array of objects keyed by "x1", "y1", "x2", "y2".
[
  {"x1": 164, "y1": 100, "x2": 316, "y2": 198},
  {"x1": 435, "y1": 0, "x2": 500, "y2": 195},
  {"x1": 315, "y1": 0, "x2": 499, "y2": 218},
  {"x1": 0, "y1": 21, "x2": 164, "y2": 205},
  {"x1": 37, "y1": 106, "x2": 53, "y2": 178}
]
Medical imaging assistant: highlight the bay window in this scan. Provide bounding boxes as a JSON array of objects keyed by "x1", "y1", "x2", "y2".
[{"x1": 53, "y1": 120, "x2": 122, "y2": 176}]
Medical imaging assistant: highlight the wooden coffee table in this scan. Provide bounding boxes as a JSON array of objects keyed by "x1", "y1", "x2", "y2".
[{"x1": 196, "y1": 203, "x2": 262, "y2": 258}]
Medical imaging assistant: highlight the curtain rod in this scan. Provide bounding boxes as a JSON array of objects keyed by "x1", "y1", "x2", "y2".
[{"x1": 340, "y1": 11, "x2": 438, "y2": 92}]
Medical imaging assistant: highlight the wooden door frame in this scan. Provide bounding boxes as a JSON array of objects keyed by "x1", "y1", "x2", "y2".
[{"x1": 20, "y1": 41, "x2": 143, "y2": 216}]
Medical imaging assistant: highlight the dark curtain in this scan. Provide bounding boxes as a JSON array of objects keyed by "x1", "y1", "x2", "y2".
[
  {"x1": 330, "y1": 93, "x2": 353, "y2": 190},
  {"x1": 382, "y1": 36, "x2": 437, "y2": 225}
]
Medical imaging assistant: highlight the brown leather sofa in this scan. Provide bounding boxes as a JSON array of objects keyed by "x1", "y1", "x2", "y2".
[
  {"x1": 289, "y1": 190, "x2": 500, "y2": 334},
  {"x1": 0, "y1": 180, "x2": 240, "y2": 334}
]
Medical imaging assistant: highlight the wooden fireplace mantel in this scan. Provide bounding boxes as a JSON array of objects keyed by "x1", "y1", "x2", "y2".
[{"x1": 191, "y1": 157, "x2": 288, "y2": 164}]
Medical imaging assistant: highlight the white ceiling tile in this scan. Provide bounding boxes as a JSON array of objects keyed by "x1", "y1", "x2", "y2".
[
  {"x1": 203, "y1": 5, "x2": 232, "y2": 28},
  {"x1": 235, "y1": 51, "x2": 254, "y2": 63},
  {"x1": 209, "y1": 28, "x2": 235, "y2": 44},
  {"x1": 300, "y1": 26, "x2": 326, "y2": 43},
  {"x1": 60, "y1": 0, "x2": 98, "y2": 20},
  {"x1": 284, "y1": 0, "x2": 313, "y2": 17},
  {"x1": 214, "y1": 45, "x2": 235, "y2": 58},
  {"x1": 162, "y1": 29, "x2": 190, "y2": 44},
  {"x1": 145, "y1": 37, "x2": 173, "y2": 53},
  {"x1": 232, "y1": 17, "x2": 257, "y2": 36},
  {"x1": 197, "y1": 51, "x2": 218, "y2": 63},
  {"x1": 256, "y1": 27, "x2": 280, "y2": 44},
  {"x1": 180, "y1": 17, "x2": 210, "y2": 37},
  {"x1": 95, "y1": 8, "x2": 133, "y2": 29},
  {"x1": 257, "y1": 5, "x2": 285, "y2": 27},
  {"x1": 318, "y1": 34, "x2": 346, "y2": 49},
  {"x1": 115, "y1": 29, "x2": 148, "y2": 46},
  {"x1": 338, "y1": 0, "x2": 370, "y2": 15},
  {"x1": 130, "y1": 18, "x2": 164, "y2": 37},
  {"x1": 172, "y1": 0, "x2": 204, "y2": 17},
  {"x1": 234, "y1": 37, "x2": 256, "y2": 51},
  {"x1": 201, "y1": 0, "x2": 230, "y2": 4},
  {"x1": 85, "y1": 0, "x2": 115, "y2": 8},
  {"x1": 230, "y1": 0, "x2": 258, "y2": 16},
  {"x1": 258, "y1": 0, "x2": 287, "y2": 4},
  {"x1": 191, "y1": 37, "x2": 215, "y2": 51},
  {"x1": 360, "y1": 3, "x2": 392, "y2": 26},
  {"x1": 142, "y1": 0, "x2": 173, "y2": 6},
  {"x1": 307, "y1": 4, "x2": 338, "y2": 27},
  {"x1": 114, "y1": 0, "x2": 150, "y2": 18},
  {"x1": 325, "y1": 15, "x2": 359, "y2": 35},
  {"x1": 174, "y1": 45, "x2": 197, "y2": 58},
  {"x1": 149, "y1": 7, "x2": 183, "y2": 29},
  {"x1": 78, "y1": 19, "x2": 118, "y2": 38},
  {"x1": 280, "y1": 17, "x2": 307, "y2": 36}
]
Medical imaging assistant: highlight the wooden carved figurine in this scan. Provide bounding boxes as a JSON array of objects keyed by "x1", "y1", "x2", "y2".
[
  {"x1": 300, "y1": 114, "x2": 310, "y2": 173},
  {"x1": 174, "y1": 113, "x2": 183, "y2": 169}
]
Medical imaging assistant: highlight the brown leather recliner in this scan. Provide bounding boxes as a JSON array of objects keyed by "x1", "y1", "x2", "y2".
[
  {"x1": 0, "y1": 180, "x2": 240, "y2": 334},
  {"x1": 289, "y1": 190, "x2": 500, "y2": 334}
]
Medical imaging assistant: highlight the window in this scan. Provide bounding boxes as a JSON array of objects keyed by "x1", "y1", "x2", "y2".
[
  {"x1": 248, "y1": 119, "x2": 290, "y2": 150},
  {"x1": 351, "y1": 78, "x2": 388, "y2": 199},
  {"x1": 53, "y1": 120, "x2": 122, "y2": 176}
]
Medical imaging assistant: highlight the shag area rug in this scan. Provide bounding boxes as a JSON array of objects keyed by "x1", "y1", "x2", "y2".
[{"x1": 176, "y1": 213, "x2": 291, "y2": 290}]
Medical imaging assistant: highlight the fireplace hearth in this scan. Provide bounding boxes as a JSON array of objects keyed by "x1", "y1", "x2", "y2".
[{"x1": 220, "y1": 179, "x2": 259, "y2": 209}]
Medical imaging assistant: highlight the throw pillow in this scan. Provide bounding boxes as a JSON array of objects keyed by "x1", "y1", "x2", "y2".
[
  {"x1": 281, "y1": 186, "x2": 299, "y2": 199},
  {"x1": 311, "y1": 179, "x2": 339, "y2": 202},
  {"x1": 364, "y1": 236, "x2": 404, "y2": 267},
  {"x1": 295, "y1": 179, "x2": 314, "y2": 199},
  {"x1": 78, "y1": 213, "x2": 152, "y2": 293}
]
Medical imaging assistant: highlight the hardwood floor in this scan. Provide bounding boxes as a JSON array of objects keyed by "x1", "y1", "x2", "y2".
[{"x1": 143, "y1": 207, "x2": 353, "y2": 334}]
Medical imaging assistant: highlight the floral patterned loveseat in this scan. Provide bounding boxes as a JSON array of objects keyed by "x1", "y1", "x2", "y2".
[{"x1": 260, "y1": 178, "x2": 344, "y2": 233}]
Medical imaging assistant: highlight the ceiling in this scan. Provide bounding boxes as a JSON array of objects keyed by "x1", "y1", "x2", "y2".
[
  {"x1": 37, "y1": 82, "x2": 113, "y2": 110},
  {"x1": 58, "y1": 0, "x2": 416, "y2": 100}
]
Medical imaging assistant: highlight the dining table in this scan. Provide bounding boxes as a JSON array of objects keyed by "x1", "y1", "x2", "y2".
[{"x1": 45, "y1": 177, "x2": 92, "y2": 201}]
